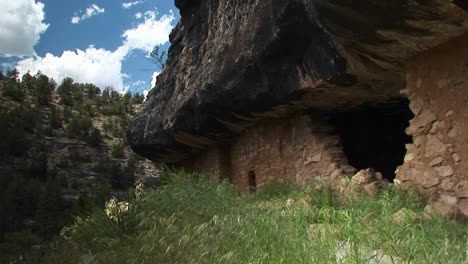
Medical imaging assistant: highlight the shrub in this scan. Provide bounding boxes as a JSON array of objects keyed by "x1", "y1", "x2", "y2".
[
  {"x1": 102, "y1": 119, "x2": 122, "y2": 138},
  {"x1": 68, "y1": 150, "x2": 91, "y2": 163},
  {"x1": 0, "y1": 106, "x2": 40, "y2": 156},
  {"x1": 111, "y1": 143, "x2": 125, "y2": 159},
  {"x1": 84, "y1": 128, "x2": 103, "y2": 146},
  {"x1": 108, "y1": 162, "x2": 133, "y2": 190},
  {"x1": 66, "y1": 116, "x2": 93, "y2": 140},
  {"x1": 93, "y1": 157, "x2": 109, "y2": 172},
  {"x1": 35, "y1": 176, "x2": 65, "y2": 239},
  {"x1": 49, "y1": 108, "x2": 62, "y2": 129},
  {"x1": 27, "y1": 151, "x2": 48, "y2": 180},
  {"x1": 2, "y1": 81, "x2": 25, "y2": 101},
  {"x1": 33, "y1": 72, "x2": 55, "y2": 107}
]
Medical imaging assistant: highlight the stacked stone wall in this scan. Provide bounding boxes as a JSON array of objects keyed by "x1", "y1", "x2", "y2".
[
  {"x1": 396, "y1": 34, "x2": 468, "y2": 218},
  {"x1": 183, "y1": 115, "x2": 354, "y2": 192}
]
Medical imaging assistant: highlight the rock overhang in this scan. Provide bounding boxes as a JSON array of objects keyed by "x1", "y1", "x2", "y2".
[{"x1": 127, "y1": 0, "x2": 468, "y2": 162}]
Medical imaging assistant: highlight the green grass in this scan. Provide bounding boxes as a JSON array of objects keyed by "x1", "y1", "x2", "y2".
[{"x1": 41, "y1": 170, "x2": 467, "y2": 264}]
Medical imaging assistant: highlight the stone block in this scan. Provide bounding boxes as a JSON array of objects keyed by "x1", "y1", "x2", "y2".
[{"x1": 455, "y1": 180, "x2": 468, "y2": 198}]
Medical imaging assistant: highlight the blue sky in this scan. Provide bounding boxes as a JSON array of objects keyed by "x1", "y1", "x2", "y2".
[{"x1": 0, "y1": 0, "x2": 179, "y2": 95}]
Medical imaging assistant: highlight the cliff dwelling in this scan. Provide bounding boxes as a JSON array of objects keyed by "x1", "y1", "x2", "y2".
[
  {"x1": 128, "y1": 1, "x2": 468, "y2": 219},
  {"x1": 330, "y1": 98, "x2": 414, "y2": 181}
]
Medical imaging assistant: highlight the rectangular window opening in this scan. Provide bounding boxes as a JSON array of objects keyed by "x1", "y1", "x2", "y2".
[{"x1": 248, "y1": 170, "x2": 256, "y2": 192}]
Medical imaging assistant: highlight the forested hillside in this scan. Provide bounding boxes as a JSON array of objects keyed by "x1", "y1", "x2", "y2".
[{"x1": 0, "y1": 70, "x2": 158, "y2": 262}]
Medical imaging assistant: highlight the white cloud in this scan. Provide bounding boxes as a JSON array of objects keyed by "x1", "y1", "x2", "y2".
[
  {"x1": 132, "y1": 80, "x2": 147, "y2": 86},
  {"x1": 135, "y1": 12, "x2": 143, "y2": 19},
  {"x1": 1, "y1": 62, "x2": 15, "y2": 72},
  {"x1": 0, "y1": 0, "x2": 49, "y2": 57},
  {"x1": 122, "y1": 1, "x2": 143, "y2": 9},
  {"x1": 122, "y1": 10, "x2": 175, "y2": 52},
  {"x1": 71, "y1": 4, "x2": 105, "y2": 24},
  {"x1": 17, "y1": 46, "x2": 128, "y2": 92},
  {"x1": 124, "y1": 80, "x2": 147, "y2": 92},
  {"x1": 16, "y1": 11, "x2": 175, "y2": 93},
  {"x1": 151, "y1": 71, "x2": 159, "y2": 88}
]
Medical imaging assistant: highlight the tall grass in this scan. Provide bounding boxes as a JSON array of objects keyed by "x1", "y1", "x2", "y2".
[{"x1": 41, "y1": 169, "x2": 467, "y2": 264}]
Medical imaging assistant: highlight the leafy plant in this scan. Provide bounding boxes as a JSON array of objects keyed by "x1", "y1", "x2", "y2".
[
  {"x1": 111, "y1": 143, "x2": 125, "y2": 159},
  {"x1": 149, "y1": 45, "x2": 167, "y2": 71}
]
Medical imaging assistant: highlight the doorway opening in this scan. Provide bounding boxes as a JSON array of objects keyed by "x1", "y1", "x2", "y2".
[
  {"x1": 330, "y1": 98, "x2": 414, "y2": 181},
  {"x1": 248, "y1": 170, "x2": 257, "y2": 192}
]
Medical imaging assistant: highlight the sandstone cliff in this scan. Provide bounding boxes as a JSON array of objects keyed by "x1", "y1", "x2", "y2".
[{"x1": 127, "y1": 0, "x2": 468, "y2": 162}]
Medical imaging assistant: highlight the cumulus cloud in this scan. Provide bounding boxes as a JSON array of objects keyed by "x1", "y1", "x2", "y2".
[
  {"x1": 17, "y1": 46, "x2": 128, "y2": 91},
  {"x1": 143, "y1": 90, "x2": 149, "y2": 99},
  {"x1": 122, "y1": 10, "x2": 175, "y2": 52},
  {"x1": 16, "y1": 11, "x2": 175, "y2": 93},
  {"x1": 122, "y1": 1, "x2": 143, "y2": 9},
  {"x1": 71, "y1": 4, "x2": 105, "y2": 24},
  {"x1": 1, "y1": 62, "x2": 15, "y2": 72},
  {"x1": 151, "y1": 71, "x2": 159, "y2": 88},
  {"x1": 135, "y1": 12, "x2": 143, "y2": 19},
  {"x1": 124, "y1": 80, "x2": 147, "y2": 92},
  {"x1": 131, "y1": 80, "x2": 147, "y2": 86},
  {"x1": 0, "y1": 0, "x2": 49, "y2": 57}
]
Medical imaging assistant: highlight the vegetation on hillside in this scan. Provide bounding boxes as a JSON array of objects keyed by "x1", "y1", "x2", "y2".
[
  {"x1": 41, "y1": 169, "x2": 467, "y2": 264},
  {"x1": 0, "y1": 69, "x2": 147, "y2": 262}
]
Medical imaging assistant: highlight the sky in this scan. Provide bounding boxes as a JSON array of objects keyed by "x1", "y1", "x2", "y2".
[{"x1": 0, "y1": 0, "x2": 179, "y2": 95}]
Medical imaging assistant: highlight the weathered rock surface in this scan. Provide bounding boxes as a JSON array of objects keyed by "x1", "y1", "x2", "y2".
[
  {"x1": 127, "y1": 0, "x2": 468, "y2": 162},
  {"x1": 348, "y1": 168, "x2": 385, "y2": 197},
  {"x1": 395, "y1": 34, "x2": 468, "y2": 220}
]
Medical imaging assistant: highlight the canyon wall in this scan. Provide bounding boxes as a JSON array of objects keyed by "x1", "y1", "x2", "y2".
[
  {"x1": 127, "y1": 1, "x2": 468, "y2": 218},
  {"x1": 127, "y1": 0, "x2": 468, "y2": 162}
]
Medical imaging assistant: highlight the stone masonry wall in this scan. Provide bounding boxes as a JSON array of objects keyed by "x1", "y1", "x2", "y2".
[
  {"x1": 180, "y1": 147, "x2": 224, "y2": 182},
  {"x1": 182, "y1": 114, "x2": 355, "y2": 192},
  {"x1": 396, "y1": 34, "x2": 468, "y2": 219}
]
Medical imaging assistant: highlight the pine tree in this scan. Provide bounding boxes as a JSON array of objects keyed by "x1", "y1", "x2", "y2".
[
  {"x1": 35, "y1": 176, "x2": 64, "y2": 239},
  {"x1": 21, "y1": 71, "x2": 35, "y2": 91},
  {"x1": 56, "y1": 77, "x2": 75, "y2": 106},
  {"x1": 33, "y1": 72, "x2": 55, "y2": 106}
]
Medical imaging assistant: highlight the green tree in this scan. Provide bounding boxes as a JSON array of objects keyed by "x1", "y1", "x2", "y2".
[
  {"x1": 27, "y1": 150, "x2": 48, "y2": 181},
  {"x1": 108, "y1": 162, "x2": 133, "y2": 190},
  {"x1": 101, "y1": 87, "x2": 111, "y2": 101},
  {"x1": 85, "y1": 128, "x2": 103, "y2": 146},
  {"x1": 111, "y1": 143, "x2": 125, "y2": 159},
  {"x1": 2, "y1": 80, "x2": 25, "y2": 101},
  {"x1": 20, "y1": 71, "x2": 35, "y2": 91},
  {"x1": 0, "y1": 176, "x2": 40, "y2": 241},
  {"x1": 56, "y1": 77, "x2": 75, "y2": 106},
  {"x1": 131, "y1": 93, "x2": 145, "y2": 104},
  {"x1": 150, "y1": 45, "x2": 167, "y2": 71},
  {"x1": 68, "y1": 195, "x2": 96, "y2": 219},
  {"x1": 49, "y1": 107, "x2": 62, "y2": 129},
  {"x1": 67, "y1": 116, "x2": 93, "y2": 139},
  {"x1": 6, "y1": 69, "x2": 19, "y2": 80},
  {"x1": 35, "y1": 176, "x2": 64, "y2": 239},
  {"x1": 0, "y1": 110, "x2": 30, "y2": 156},
  {"x1": 1, "y1": 175, "x2": 27, "y2": 238},
  {"x1": 83, "y1": 83, "x2": 101, "y2": 99},
  {"x1": 33, "y1": 72, "x2": 55, "y2": 106}
]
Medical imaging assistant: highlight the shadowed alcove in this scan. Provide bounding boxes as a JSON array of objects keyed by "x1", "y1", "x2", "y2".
[{"x1": 330, "y1": 98, "x2": 414, "y2": 181}]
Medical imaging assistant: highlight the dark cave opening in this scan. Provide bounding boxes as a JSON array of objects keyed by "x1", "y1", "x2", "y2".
[{"x1": 330, "y1": 98, "x2": 414, "y2": 181}]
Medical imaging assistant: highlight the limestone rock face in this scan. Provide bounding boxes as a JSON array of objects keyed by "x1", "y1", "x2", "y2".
[{"x1": 127, "y1": 0, "x2": 468, "y2": 162}]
